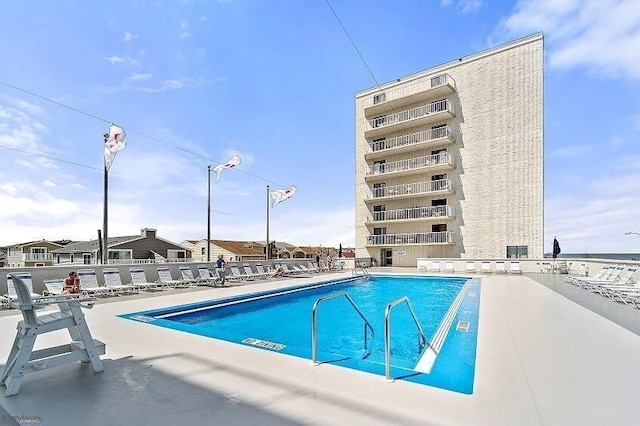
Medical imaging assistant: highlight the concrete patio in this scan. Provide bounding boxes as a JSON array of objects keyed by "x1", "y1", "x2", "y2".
[{"x1": 1, "y1": 270, "x2": 639, "y2": 425}]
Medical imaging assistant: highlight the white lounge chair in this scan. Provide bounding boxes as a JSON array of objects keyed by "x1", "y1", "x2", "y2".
[
  {"x1": 5, "y1": 272, "x2": 42, "y2": 303},
  {"x1": 481, "y1": 261, "x2": 492, "y2": 274},
  {"x1": 509, "y1": 261, "x2": 522, "y2": 274},
  {"x1": 242, "y1": 264, "x2": 263, "y2": 280},
  {"x1": 428, "y1": 261, "x2": 441, "y2": 273},
  {"x1": 156, "y1": 266, "x2": 185, "y2": 288},
  {"x1": 256, "y1": 264, "x2": 276, "y2": 277},
  {"x1": 77, "y1": 269, "x2": 113, "y2": 297},
  {"x1": 196, "y1": 265, "x2": 220, "y2": 286},
  {"x1": 43, "y1": 279, "x2": 65, "y2": 297},
  {"x1": 178, "y1": 266, "x2": 201, "y2": 286},
  {"x1": 103, "y1": 268, "x2": 138, "y2": 294},
  {"x1": 444, "y1": 261, "x2": 455, "y2": 273},
  {"x1": 495, "y1": 261, "x2": 507, "y2": 274},
  {"x1": 129, "y1": 267, "x2": 165, "y2": 291},
  {"x1": 465, "y1": 261, "x2": 477, "y2": 273},
  {"x1": 1, "y1": 274, "x2": 105, "y2": 396}
]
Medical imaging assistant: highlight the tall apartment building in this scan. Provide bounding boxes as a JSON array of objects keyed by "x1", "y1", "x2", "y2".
[{"x1": 355, "y1": 33, "x2": 543, "y2": 266}]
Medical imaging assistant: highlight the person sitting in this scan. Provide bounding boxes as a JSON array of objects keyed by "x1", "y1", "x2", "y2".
[
  {"x1": 273, "y1": 265, "x2": 285, "y2": 276},
  {"x1": 62, "y1": 271, "x2": 82, "y2": 295}
]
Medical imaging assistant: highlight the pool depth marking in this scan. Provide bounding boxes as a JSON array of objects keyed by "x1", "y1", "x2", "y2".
[
  {"x1": 242, "y1": 338, "x2": 285, "y2": 351},
  {"x1": 414, "y1": 280, "x2": 472, "y2": 373}
]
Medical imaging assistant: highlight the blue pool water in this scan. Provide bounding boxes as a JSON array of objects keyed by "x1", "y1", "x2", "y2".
[{"x1": 121, "y1": 274, "x2": 481, "y2": 394}]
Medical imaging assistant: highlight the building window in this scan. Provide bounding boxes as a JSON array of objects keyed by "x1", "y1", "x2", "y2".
[
  {"x1": 108, "y1": 250, "x2": 132, "y2": 260},
  {"x1": 70, "y1": 254, "x2": 74, "y2": 263},
  {"x1": 431, "y1": 99, "x2": 447, "y2": 112},
  {"x1": 372, "y1": 116, "x2": 386, "y2": 128},
  {"x1": 167, "y1": 250, "x2": 186, "y2": 259},
  {"x1": 372, "y1": 137, "x2": 386, "y2": 151},
  {"x1": 373, "y1": 93, "x2": 386, "y2": 104},
  {"x1": 506, "y1": 246, "x2": 528, "y2": 259},
  {"x1": 201, "y1": 247, "x2": 206, "y2": 256},
  {"x1": 431, "y1": 74, "x2": 446, "y2": 87},
  {"x1": 83, "y1": 254, "x2": 92, "y2": 265}
]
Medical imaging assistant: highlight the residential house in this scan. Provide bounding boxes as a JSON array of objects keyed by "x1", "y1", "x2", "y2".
[
  {"x1": 5, "y1": 240, "x2": 65, "y2": 268},
  {"x1": 181, "y1": 239, "x2": 266, "y2": 263},
  {"x1": 52, "y1": 228, "x2": 191, "y2": 265}
]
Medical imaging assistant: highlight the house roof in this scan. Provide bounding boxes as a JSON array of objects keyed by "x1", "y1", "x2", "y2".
[
  {"x1": 51, "y1": 235, "x2": 141, "y2": 253},
  {"x1": 211, "y1": 240, "x2": 266, "y2": 256},
  {"x1": 7, "y1": 239, "x2": 65, "y2": 249}
]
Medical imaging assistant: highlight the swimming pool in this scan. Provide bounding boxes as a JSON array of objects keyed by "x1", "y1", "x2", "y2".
[{"x1": 121, "y1": 274, "x2": 481, "y2": 394}]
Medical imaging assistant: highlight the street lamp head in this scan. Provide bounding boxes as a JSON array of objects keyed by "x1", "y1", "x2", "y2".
[{"x1": 625, "y1": 232, "x2": 640, "y2": 235}]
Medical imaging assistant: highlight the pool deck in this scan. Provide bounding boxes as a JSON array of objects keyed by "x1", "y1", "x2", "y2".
[{"x1": 1, "y1": 270, "x2": 639, "y2": 425}]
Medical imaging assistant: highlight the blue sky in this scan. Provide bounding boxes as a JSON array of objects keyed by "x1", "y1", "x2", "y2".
[{"x1": 0, "y1": 0, "x2": 639, "y2": 254}]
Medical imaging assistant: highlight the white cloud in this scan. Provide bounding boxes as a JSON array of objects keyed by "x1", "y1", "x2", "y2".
[
  {"x1": 497, "y1": 0, "x2": 640, "y2": 81},
  {"x1": 441, "y1": 0, "x2": 484, "y2": 13},
  {"x1": 123, "y1": 32, "x2": 138, "y2": 42},
  {"x1": 127, "y1": 73, "x2": 153, "y2": 82},
  {"x1": 180, "y1": 32, "x2": 191, "y2": 38},
  {"x1": 103, "y1": 55, "x2": 124, "y2": 64}
]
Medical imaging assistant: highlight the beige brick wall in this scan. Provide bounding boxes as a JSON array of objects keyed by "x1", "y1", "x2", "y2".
[{"x1": 355, "y1": 34, "x2": 543, "y2": 266}]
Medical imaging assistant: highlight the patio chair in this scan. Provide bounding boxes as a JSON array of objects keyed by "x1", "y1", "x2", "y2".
[
  {"x1": 481, "y1": 261, "x2": 492, "y2": 274},
  {"x1": 508, "y1": 261, "x2": 522, "y2": 274},
  {"x1": 178, "y1": 266, "x2": 201, "y2": 287},
  {"x1": 1, "y1": 274, "x2": 105, "y2": 396},
  {"x1": 465, "y1": 261, "x2": 477, "y2": 273},
  {"x1": 228, "y1": 265, "x2": 251, "y2": 280},
  {"x1": 43, "y1": 279, "x2": 65, "y2": 297},
  {"x1": 306, "y1": 261, "x2": 323, "y2": 273},
  {"x1": 129, "y1": 267, "x2": 165, "y2": 292},
  {"x1": 495, "y1": 261, "x2": 507, "y2": 274},
  {"x1": 77, "y1": 269, "x2": 113, "y2": 297},
  {"x1": 5, "y1": 272, "x2": 42, "y2": 303},
  {"x1": 428, "y1": 261, "x2": 441, "y2": 273},
  {"x1": 196, "y1": 265, "x2": 220, "y2": 286},
  {"x1": 103, "y1": 268, "x2": 139, "y2": 295},
  {"x1": 256, "y1": 264, "x2": 276, "y2": 278},
  {"x1": 279, "y1": 263, "x2": 300, "y2": 276},
  {"x1": 444, "y1": 261, "x2": 455, "y2": 273},
  {"x1": 242, "y1": 264, "x2": 262, "y2": 280},
  {"x1": 156, "y1": 266, "x2": 185, "y2": 288}
]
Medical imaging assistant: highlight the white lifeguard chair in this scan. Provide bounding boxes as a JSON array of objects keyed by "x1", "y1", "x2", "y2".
[{"x1": 1, "y1": 274, "x2": 106, "y2": 396}]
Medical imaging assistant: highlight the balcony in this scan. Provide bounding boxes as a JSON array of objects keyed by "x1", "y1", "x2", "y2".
[
  {"x1": 366, "y1": 206, "x2": 455, "y2": 225},
  {"x1": 364, "y1": 73, "x2": 456, "y2": 117},
  {"x1": 365, "y1": 126, "x2": 455, "y2": 160},
  {"x1": 365, "y1": 99, "x2": 455, "y2": 139},
  {"x1": 365, "y1": 152, "x2": 454, "y2": 181},
  {"x1": 22, "y1": 253, "x2": 54, "y2": 261},
  {"x1": 366, "y1": 232, "x2": 454, "y2": 246},
  {"x1": 365, "y1": 179, "x2": 455, "y2": 202}
]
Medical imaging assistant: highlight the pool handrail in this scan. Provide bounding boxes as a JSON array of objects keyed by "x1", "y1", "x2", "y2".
[
  {"x1": 352, "y1": 267, "x2": 370, "y2": 277},
  {"x1": 311, "y1": 291, "x2": 374, "y2": 365},
  {"x1": 384, "y1": 296, "x2": 427, "y2": 382}
]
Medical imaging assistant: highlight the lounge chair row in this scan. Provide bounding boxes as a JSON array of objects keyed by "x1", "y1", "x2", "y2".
[
  {"x1": 419, "y1": 261, "x2": 522, "y2": 274},
  {"x1": 565, "y1": 264, "x2": 640, "y2": 309}
]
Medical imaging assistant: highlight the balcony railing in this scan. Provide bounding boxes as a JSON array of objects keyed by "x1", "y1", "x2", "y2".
[
  {"x1": 366, "y1": 232, "x2": 454, "y2": 245},
  {"x1": 369, "y1": 206, "x2": 454, "y2": 222},
  {"x1": 369, "y1": 126, "x2": 453, "y2": 153},
  {"x1": 367, "y1": 152, "x2": 453, "y2": 177},
  {"x1": 369, "y1": 99, "x2": 453, "y2": 131},
  {"x1": 364, "y1": 73, "x2": 456, "y2": 116},
  {"x1": 367, "y1": 179, "x2": 454, "y2": 200},
  {"x1": 22, "y1": 253, "x2": 54, "y2": 261}
]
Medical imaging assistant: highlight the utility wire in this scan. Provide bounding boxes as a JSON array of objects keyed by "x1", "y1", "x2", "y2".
[
  {"x1": 0, "y1": 79, "x2": 290, "y2": 188},
  {"x1": 0, "y1": 144, "x2": 107, "y2": 172}
]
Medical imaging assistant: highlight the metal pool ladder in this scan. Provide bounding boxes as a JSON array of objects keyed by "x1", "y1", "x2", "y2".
[
  {"x1": 352, "y1": 267, "x2": 370, "y2": 277},
  {"x1": 384, "y1": 296, "x2": 427, "y2": 382},
  {"x1": 311, "y1": 292, "x2": 374, "y2": 365}
]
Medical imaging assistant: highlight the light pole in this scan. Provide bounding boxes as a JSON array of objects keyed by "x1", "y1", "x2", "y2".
[{"x1": 207, "y1": 165, "x2": 212, "y2": 262}]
